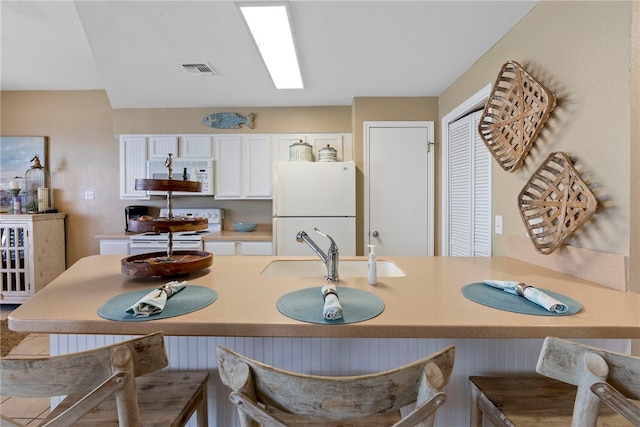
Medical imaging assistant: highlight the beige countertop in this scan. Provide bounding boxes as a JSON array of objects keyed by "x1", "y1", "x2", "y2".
[
  {"x1": 9, "y1": 255, "x2": 640, "y2": 339},
  {"x1": 95, "y1": 230, "x2": 272, "y2": 241}
]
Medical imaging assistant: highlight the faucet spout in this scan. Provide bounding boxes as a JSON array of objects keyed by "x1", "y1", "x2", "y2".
[
  {"x1": 296, "y1": 228, "x2": 340, "y2": 282},
  {"x1": 296, "y1": 231, "x2": 328, "y2": 264}
]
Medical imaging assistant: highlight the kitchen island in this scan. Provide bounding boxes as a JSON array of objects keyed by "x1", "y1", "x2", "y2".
[{"x1": 9, "y1": 255, "x2": 639, "y2": 426}]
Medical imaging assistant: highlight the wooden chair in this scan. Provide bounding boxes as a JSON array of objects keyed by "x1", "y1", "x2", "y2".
[
  {"x1": 469, "y1": 337, "x2": 640, "y2": 427},
  {"x1": 216, "y1": 344, "x2": 455, "y2": 427},
  {"x1": 0, "y1": 332, "x2": 209, "y2": 427}
]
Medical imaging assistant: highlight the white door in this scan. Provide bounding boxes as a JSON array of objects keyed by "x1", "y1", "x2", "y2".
[{"x1": 364, "y1": 122, "x2": 434, "y2": 256}]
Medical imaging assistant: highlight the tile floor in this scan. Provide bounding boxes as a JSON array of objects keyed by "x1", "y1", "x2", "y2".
[{"x1": 1, "y1": 304, "x2": 51, "y2": 425}]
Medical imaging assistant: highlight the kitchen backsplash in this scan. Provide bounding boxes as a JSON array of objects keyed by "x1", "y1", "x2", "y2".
[{"x1": 141, "y1": 198, "x2": 272, "y2": 231}]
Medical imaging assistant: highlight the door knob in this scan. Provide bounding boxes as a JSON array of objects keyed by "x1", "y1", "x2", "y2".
[{"x1": 372, "y1": 231, "x2": 379, "y2": 238}]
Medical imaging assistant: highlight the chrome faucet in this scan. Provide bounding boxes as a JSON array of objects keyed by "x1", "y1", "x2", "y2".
[{"x1": 296, "y1": 228, "x2": 339, "y2": 282}]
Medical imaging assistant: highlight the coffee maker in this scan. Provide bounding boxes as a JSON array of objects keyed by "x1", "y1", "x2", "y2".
[{"x1": 125, "y1": 205, "x2": 149, "y2": 232}]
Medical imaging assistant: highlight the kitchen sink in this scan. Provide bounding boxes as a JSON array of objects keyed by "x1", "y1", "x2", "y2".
[{"x1": 261, "y1": 259, "x2": 405, "y2": 278}]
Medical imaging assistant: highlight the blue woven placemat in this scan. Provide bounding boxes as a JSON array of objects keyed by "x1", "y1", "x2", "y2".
[
  {"x1": 98, "y1": 285, "x2": 217, "y2": 322},
  {"x1": 276, "y1": 286, "x2": 385, "y2": 325},
  {"x1": 461, "y1": 282, "x2": 582, "y2": 316}
]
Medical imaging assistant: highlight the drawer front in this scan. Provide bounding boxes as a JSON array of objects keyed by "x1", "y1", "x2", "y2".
[
  {"x1": 205, "y1": 241, "x2": 236, "y2": 256},
  {"x1": 240, "y1": 241, "x2": 273, "y2": 256}
]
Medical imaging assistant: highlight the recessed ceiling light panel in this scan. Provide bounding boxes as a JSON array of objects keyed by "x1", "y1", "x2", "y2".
[{"x1": 239, "y1": 2, "x2": 304, "y2": 89}]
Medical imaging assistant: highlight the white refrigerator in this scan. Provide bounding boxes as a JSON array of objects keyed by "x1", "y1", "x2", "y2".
[{"x1": 273, "y1": 161, "x2": 356, "y2": 256}]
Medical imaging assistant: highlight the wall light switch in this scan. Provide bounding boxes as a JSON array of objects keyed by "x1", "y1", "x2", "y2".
[
  {"x1": 495, "y1": 215, "x2": 503, "y2": 235},
  {"x1": 84, "y1": 190, "x2": 95, "y2": 200}
]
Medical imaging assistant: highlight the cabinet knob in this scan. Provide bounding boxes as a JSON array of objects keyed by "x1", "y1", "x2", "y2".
[{"x1": 372, "y1": 231, "x2": 379, "y2": 238}]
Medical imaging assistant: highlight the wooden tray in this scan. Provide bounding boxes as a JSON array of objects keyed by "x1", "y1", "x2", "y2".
[
  {"x1": 479, "y1": 61, "x2": 556, "y2": 172},
  {"x1": 121, "y1": 251, "x2": 213, "y2": 277},
  {"x1": 128, "y1": 217, "x2": 208, "y2": 233},
  {"x1": 135, "y1": 178, "x2": 202, "y2": 193},
  {"x1": 518, "y1": 152, "x2": 597, "y2": 254}
]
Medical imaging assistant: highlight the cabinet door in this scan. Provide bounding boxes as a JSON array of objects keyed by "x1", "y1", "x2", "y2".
[
  {"x1": 204, "y1": 241, "x2": 237, "y2": 256},
  {"x1": 119, "y1": 136, "x2": 149, "y2": 199},
  {"x1": 274, "y1": 134, "x2": 308, "y2": 162},
  {"x1": 0, "y1": 223, "x2": 31, "y2": 302},
  {"x1": 274, "y1": 134, "x2": 353, "y2": 162},
  {"x1": 310, "y1": 134, "x2": 344, "y2": 161},
  {"x1": 100, "y1": 239, "x2": 130, "y2": 255},
  {"x1": 148, "y1": 135, "x2": 179, "y2": 158},
  {"x1": 239, "y1": 241, "x2": 273, "y2": 256},
  {"x1": 244, "y1": 135, "x2": 272, "y2": 198},
  {"x1": 180, "y1": 135, "x2": 214, "y2": 158},
  {"x1": 214, "y1": 135, "x2": 243, "y2": 198}
]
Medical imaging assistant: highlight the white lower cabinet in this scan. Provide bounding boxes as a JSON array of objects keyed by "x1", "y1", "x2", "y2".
[
  {"x1": 0, "y1": 214, "x2": 66, "y2": 303},
  {"x1": 99, "y1": 239, "x2": 130, "y2": 255},
  {"x1": 239, "y1": 241, "x2": 273, "y2": 255},
  {"x1": 204, "y1": 241, "x2": 236, "y2": 256},
  {"x1": 205, "y1": 241, "x2": 272, "y2": 256}
]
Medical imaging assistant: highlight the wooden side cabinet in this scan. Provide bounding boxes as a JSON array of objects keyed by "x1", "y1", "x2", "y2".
[{"x1": 0, "y1": 213, "x2": 66, "y2": 304}]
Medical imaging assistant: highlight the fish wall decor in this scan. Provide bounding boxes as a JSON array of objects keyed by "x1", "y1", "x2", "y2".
[{"x1": 202, "y1": 112, "x2": 255, "y2": 129}]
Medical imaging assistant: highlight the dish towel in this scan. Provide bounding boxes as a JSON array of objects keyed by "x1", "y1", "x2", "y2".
[
  {"x1": 126, "y1": 280, "x2": 187, "y2": 317},
  {"x1": 321, "y1": 284, "x2": 343, "y2": 320},
  {"x1": 483, "y1": 279, "x2": 569, "y2": 313}
]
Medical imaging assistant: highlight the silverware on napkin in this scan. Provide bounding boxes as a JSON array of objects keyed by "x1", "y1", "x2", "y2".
[
  {"x1": 321, "y1": 284, "x2": 343, "y2": 320},
  {"x1": 483, "y1": 279, "x2": 568, "y2": 313},
  {"x1": 126, "y1": 280, "x2": 187, "y2": 317}
]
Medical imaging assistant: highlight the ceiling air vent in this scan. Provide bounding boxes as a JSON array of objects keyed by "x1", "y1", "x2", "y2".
[{"x1": 181, "y1": 63, "x2": 218, "y2": 76}]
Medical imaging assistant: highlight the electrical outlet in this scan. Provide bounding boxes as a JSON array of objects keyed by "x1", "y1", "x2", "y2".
[
  {"x1": 84, "y1": 190, "x2": 95, "y2": 200},
  {"x1": 495, "y1": 215, "x2": 503, "y2": 235}
]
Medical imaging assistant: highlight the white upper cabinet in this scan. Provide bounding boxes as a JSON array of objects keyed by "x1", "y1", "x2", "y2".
[
  {"x1": 274, "y1": 134, "x2": 309, "y2": 161},
  {"x1": 119, "y1": 135, "x2": 149, "y2": 199},
  {"x1": 148, "y1": 135, "x2": 214, "y2": 158},
  {"x1": 215, "y1": 135, "x2": 243, "y2": 198},
  {"x1": 274, "y1": 133, "x2": 352, "y2": 162},
  {"x1": 148, "y1": 135, "x2": 179, "y2": 158},
  {"x1": 214, "y1": 135, "x2": 273, "y2": 199},
  {"x1": 179, "y1": 135, "x2": 214, "y2": 158},
  {"x1": 243, "y1": 135, "x2": 273, "y2": 198},
  {"x1": 120, "y1": 133, "x2": 352, "y2": 200}
]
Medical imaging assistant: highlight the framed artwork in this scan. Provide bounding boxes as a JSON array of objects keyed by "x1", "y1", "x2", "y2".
[{"x1": 0, "y1": 136, "x2": 48, "y2": 208}]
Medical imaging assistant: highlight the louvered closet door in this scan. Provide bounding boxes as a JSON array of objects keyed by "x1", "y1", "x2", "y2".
[{"x1": 448, "y1": 110, "x2": 492, "y2": 256}]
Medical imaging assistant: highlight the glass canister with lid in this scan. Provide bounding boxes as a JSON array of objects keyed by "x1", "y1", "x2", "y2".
[
  {"x1": 24, "y1": 155, "x2": 50, "y2": 213},
  {"x1": 318, "y1": 144, "x2": 338, "y2": 162}
]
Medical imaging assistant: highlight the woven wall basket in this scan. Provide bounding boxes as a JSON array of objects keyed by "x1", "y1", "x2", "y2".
[
  {"x1": 479, "y1": 61, "x2": 557, "y2": 172},
  {"x1": 517, "y1": 152, "x2": 597, "y2": 255}
]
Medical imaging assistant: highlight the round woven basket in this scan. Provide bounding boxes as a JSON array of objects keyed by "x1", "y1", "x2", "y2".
[{"x1": 289, "y1": 141, "x2": 314, "y2": 162}]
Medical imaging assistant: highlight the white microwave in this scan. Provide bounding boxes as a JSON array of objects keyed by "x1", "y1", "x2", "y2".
[{"x1": 146, "y1": 158, "x2": 215, "y2": 196}]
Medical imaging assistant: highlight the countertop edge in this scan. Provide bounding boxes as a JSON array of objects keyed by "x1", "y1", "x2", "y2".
[{"x1": 8, "y1": 255, "x2": 640, "y2": 339}]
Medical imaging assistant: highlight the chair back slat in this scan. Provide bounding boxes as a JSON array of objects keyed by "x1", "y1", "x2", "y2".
[
  {"x1": 1, "y1": 332, "x2": 208, "y2": 427},
  {"x1": 218, "y1": 345, "x2": 454, "y2": 423},
  {"x1": 1, "y1": 332, "x2": 167, "y2": 398},
  {"x1": 536, "y1": 337, "x2": 640, "y2": 400}
]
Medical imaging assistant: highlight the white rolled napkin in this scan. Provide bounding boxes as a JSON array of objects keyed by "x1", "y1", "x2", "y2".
[
  {"x1": 321, "y1": 284, "x2": 343, "y2": 320},
  {"x1": 483, "y1": 279, "x2": 568, "y2": 313},
  {"x1": 126, "y1": 280, "x2": 187, "y2": 317}
]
